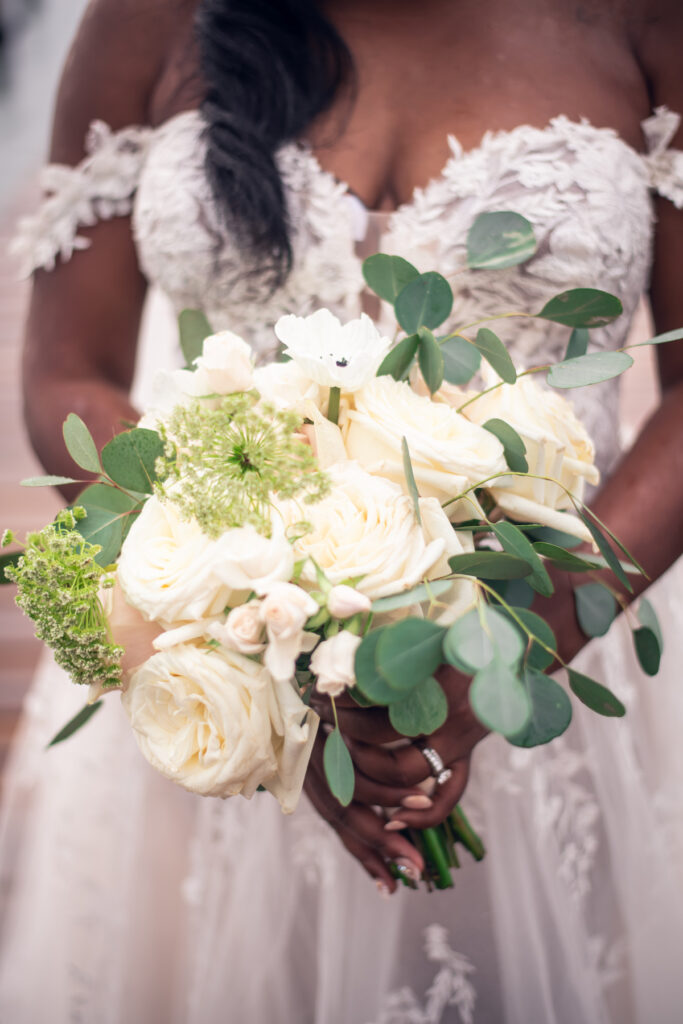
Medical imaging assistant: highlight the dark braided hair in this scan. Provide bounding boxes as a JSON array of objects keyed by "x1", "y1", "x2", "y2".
[{"x1": 196, "y1": 0, "x2": 353, "y2": 286}]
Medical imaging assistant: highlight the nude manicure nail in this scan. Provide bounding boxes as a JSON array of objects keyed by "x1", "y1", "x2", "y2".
[
  {"x1": 376, "y1": 880, "x2": 392, "y2": 899},
  {"x1": 401, "y1": 794, "x2": 433, "y2": 810},
  {"x1": 395, "y1": 857, "x2": 421, "y2": 884},
  {"x1": 384, "y1": 819, "x2": 408, "y2": 832}
]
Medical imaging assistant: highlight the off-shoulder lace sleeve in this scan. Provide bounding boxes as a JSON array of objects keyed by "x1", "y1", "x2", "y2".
[
  {"x1": 10, "y1": 120, "x2": 153, "y2": 277},
  {"x1": 642, "y1": 106, "x2": 683, "y2": 209}
]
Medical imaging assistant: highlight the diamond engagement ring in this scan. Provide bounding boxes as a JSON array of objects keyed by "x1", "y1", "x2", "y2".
[{"x1": 417, "y1": 745, "x2": 452, "y2": 786}]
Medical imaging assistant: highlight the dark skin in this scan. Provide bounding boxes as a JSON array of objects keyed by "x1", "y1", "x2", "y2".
[{"x1": 22, "y1": 0, "x2": 683, "y2": 890}]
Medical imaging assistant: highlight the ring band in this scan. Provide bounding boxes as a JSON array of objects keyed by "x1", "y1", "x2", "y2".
[{"x1": 417, "y1": 745, "x2": 452, "y2": 786}]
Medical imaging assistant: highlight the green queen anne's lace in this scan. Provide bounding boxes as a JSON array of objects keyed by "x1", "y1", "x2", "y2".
[
  {"x1": 155, "y1": 393, "x2": 329, "y2": 536},
  {"x1": 6, "y1": 509, "x2": 123, "y2": 688}
]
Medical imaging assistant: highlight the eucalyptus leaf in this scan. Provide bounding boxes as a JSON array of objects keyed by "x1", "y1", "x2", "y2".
[
  {"x1": 565, "y1": 327, "x2": 589, "y2": 360},
  {"x1": 21, "y1": 475, "x2": 80, "y2": 487},
  {"x1": 638, "y1": 597, "x2": 663, "y2": 651},
  {"x1": 1, "y1": 551, "x2": 21, "y2": 584},
  {"x1": 633, "y1": 627, "x2": 661, "y2": 676},
  {"x1": 75, "y1": 487, "x2": 141, "y2": 567},
  {"x1": 501, "y1": 606, "x2": 557, "y2": 671},
  {"x1": 568, "y1": 668, "x2": 625, "y2": 717},
  {"x1": 395, "y1": 272, "x2": 453, "y2": 334},
  {"x1": 482, "y1": 419, "x2": 528, "y2": 474},
  {"x1": 371, "y1": 579, "x2": 453, "y2": 614},
  {"x1": 443, "y1": 606, "x2": 524, "y2": 674},
  {"x1": 375, "y1": 619, "x2": 446, "y2": 693},
  {"x1": 362, "y1": 253, "x2": 419, "y2": 303},
  {"x1": 101, "y1": 428, "x2": 165, "y2": 495},
  {"x1": 466, "y1": 211, "x2": 537, "y2": 270},
  {"x1": 538, "y1": 289, "x2": 623, "y2": 328},
  {"x1": 482, "y1": 577, "x2": 535, "y2": 609},
  {"x1": 354, "y1": 629, "x2": 396, "y2": 705},
  {"x1": 470, "y1": 658, "x2": 531, "y2": 736},
  {"x1": 441, "y1": 336, "x2": 481, "y2": 385},
  {"x1": 492, "y1": 521, "x2": 553, "y2": 597},
  {"x1": 526, "y1": 526, "x2": 582, "y2": 549},
  {"x1": 62, "y1": 413, "x2": 101, "y2": 474},
  {"x1": 179, "y1": 309, "x2": 213, "y2": 367},
  {"x1": 417, "y1": 327, "x2": 445, "y2": 393},
  {"x1": 473, "y1": 328, "x2": 516, "y2": 384},
  {"x1": 629, "y1": 326, "x2": 683, "y2": 347},
  {"x1": 579, "y1": 513, "x2": 632, "y2": 592},
  {"x1": 377, "y1": 334, "x2": 419, "y2": 380},
  {"x1": 547, "y1": 351, "x2": 633, "y2": 389},
  {"x1": 448, "y1": 551, "x2": 532, "y2": 580},
  {"x1": 508, "y1": 667, "x2": 572, "y2": 747},
  {"x1": 323, "y1": 727, "x2": 355, "y2": 806},
  {"x1": 388, "y1": 676, "x2": 449, "y2": 737},
  {"x1": 402, "y1": 437, "x2": 422, "y2": 525},
  {"x1": 574, "y1": 582, "x2": 617, "y2": 638},
  {"x1": 47, "y1": 701, "x2": 103, "y2": 748},
  {"x1": 533, "y1": 541, "x2": 600, "y2": 572}
]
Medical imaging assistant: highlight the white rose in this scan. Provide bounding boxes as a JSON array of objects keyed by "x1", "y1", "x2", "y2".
[
  {"x1": 121, "y1": 643, "x2": 318, "y2": 813},
  {"x1": 136, "y1": 367, "x2": 209, "y2": 430},
  {"x1": 213, "y1": 518, "x2": 295, "y2": 596},
  {"x1": 457, "y1": 369, "x2": 599, "y2": 542},
  {"x1": 311, "y1": 631, "x2": 361, "y2": 698},
  {"x1": 277, "y1": 462, "x2": 471, "y2": 602},
  {"x1": 253, "y1": 359, "x2": 324, "y2": 416},
  {"x1": 344, "y1": 376, "x2": 506, "y2": 517},
  {"x1": 117, "y1": 497, "x2": 232, "y2": 628},
  {"x1": 274, "y1": 309, "x2": 391, "y2": 392},
  {"x1": 193, "y1": 330, "x2": 255, "y2": 395},
  {"x1": 208, "y1": 602, "x2": 265, "y2": 655},
  {"x1": 260, "y1": 583, "x2": 319, "y2": 683},
  {"x1": 327, "y1": 584, "x2": 372, "y2": 619}
]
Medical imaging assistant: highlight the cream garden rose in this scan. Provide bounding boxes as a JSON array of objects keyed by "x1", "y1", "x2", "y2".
[
  {"x1": 274, "y1": 309, "x2": 391, "y2": 392},
  {"x1": 277, "y1": 462, "x2": 476, "y2": 605},
  {"x1": 192, "y1": 330, "x2": 255, "y2": 395},
  {"x1": 310, "y1": 631, "x2": 361, "y2": 697},
  {"x1": 117, "y1": 497, "x2": 233, "y2": 628},
  {"x1": 260, "y1": 583, "x2": 319, "y2": 683},
  {"x1": 253, "y1": 359, "x2": 325, "y2": 416},
  {"x1": 121, "y1": 643, "x2": 318, "y2": 813},
  {"x1": 344, "y1": 376, "x2": 506, "y2": 516},
  {"x1": 208, "y1": 602, "x2": 266, "y2": 655},
  {"x1": 213, "y1": 519, "x2": 295, "y2": 597}
]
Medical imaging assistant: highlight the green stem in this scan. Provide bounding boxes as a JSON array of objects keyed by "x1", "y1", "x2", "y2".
[
  {"x1": 449, "y1": 805, "x2": 486, "y2": 861},
  {"x1": 455, "y1": 366, "x2": 549, "y2": 415},
  {"x1": 421, "y1": 827, "x2": 455, "y2": 889},
  {"x1": 327, "y1": 387, "x2": 341, "y2": 425}
]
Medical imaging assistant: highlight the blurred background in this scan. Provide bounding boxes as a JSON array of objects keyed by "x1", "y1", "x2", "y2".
[{"x1": 0, "y1": 0, "x2": 659, "y2": 781}]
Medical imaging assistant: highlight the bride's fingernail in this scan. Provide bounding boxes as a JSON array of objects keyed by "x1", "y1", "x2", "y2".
[
  {"x1": 402, "y1": 794, "x2": 433, "y2": 810},
  {"x1": 417, "y1": 777, "x2": 437, "y2": 797},
  {"x1": 395, "y1": 858, "x2": 421, "y2": 883},
  {"x1": 384, "y1": 819, "x2": 408, "y2": 832},
  {"x1": 376, "y1": 880, "x2": 392, "y2": 899}
]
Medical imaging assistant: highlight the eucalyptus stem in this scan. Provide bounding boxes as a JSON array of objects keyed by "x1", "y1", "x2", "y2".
[
  {"x1": 421, "y1": 827, "x2": 455, "y2": 889},
  {"x1": 327, "y1": 387, "x2": 341, "y2": 425},
  {"x1": 455, "y1": 366, "x2": 549, "y2": 415},
  {"x1": 449, "y1": 806, "x2": 486, "y2": 861}
]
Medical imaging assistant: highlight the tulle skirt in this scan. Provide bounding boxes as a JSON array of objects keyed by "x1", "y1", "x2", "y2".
[{"x1": 0, "y1": 557, "x2": 681, "y2": 1024}]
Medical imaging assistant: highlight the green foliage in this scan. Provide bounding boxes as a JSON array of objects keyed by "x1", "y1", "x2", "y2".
[
  {"x1": 375, "y1": 618, "x2": 446, "y2": 693},
  {"x1": 508, "y1": 667, "x2": 572, "y2": 747},
  {"x1": 466, "y1": 211, "x2": 537, "y2": 270},
  {"x1": 377, "y1": 334, "x2": 419, "y2": 380},
  {"x1": 101, "y1": 428, "x2": 165, "y2": 495},
  {"x1": 354, "y1": 629, "x2": 397, "y2": 705},
  {"x1": 395, "y1": 272, "x2": 453, "y2": 334},
  {"x1": 1, "y1": 551, "x2": 21, "y2": 584},
  {"x1": 75, "y1": 484, "x2": 143, "y2": 567},
  {"x1": 500, "y1": 606, "x2": 557, "y2": 671},
  {"x1": 448, "y1": 550, "x2": 532, "y2": 579},
  {"x1": 579, "y1": 512, "x2": 632, "y2": 592},
  {"x1": 629, "y1": 326, "x2": 683, "y2": 347},
  {"x1": 323, "y1": 727, "x2": 355, "y2": 806},
  {"x1": 388, "y1": 676, "x2": 448, "y2": 736},
  {"x1": 156, "y1": 394, "x2": 328, "y2": 537},
  {"x1": 481, "y1": 577, "x2": 535, "y2": 609},
  {"x1": 638, "y1": 597, "x2": 663, "y2": 650},
  {"x1": 417, "y1": 327, "x2": 445, "y2": 393},
  {"x1": 482, "y1": 419, "x2": 528, "y2": 472},
  {"x1": 21, "y1": 475, "x2": 80, "y2": 488},
  {"x1": 470, "y1": 658, "x2": 531, "y2": 736},
  {"x1": 492, "y1": 521, "x2": 553, "y2": 596},
  {"x1": 568, "y1": 668, "x2": 625, "y2": 717},
  {"x1": 401, "y1": 437, "x2": 422, "y2": 525},
  {"x1": 179, "y1": 309, "x2": 213, "y2": 367},
  {"x1": 565, "y1": 327, "x2": 589, "y2": 360},
  {"x1": 527, "y1": 525, "x2": 583, "y2": 549},
  {"x1": 47, "y1": 701, "x2": 103, "y2": 748},
  {"x1": 362, "y1": 254, "x2": 419, "y2": 303},
  {"x1": 633, "y1": 627, "x2": 661, "y2": 676},
  {"x1": 5, "y1": 509, "x2": 122, "y2": 688},
  {"x1": 441, "y1": 336, "x2": 481, "y2": 385},
  {"x1": 547, "y1": 351, "x2": 633, "y2": 389},
  {"x1": 371, "y1": 579, "x2": 453, "y2": 614},
  {"x1": 574, "y1": 582, "x2": 617, "y2": 638},
  {"x1": 62, "y1": 414, "x2": 101, "y2": 474},
  {"x1": 473, "y1": 328, "x2": 516, "y2": 384},
  {"x1": 538, "y1": 289, "x2": 623, "y2": 328},
  {"x1": 533, "y1": 541, "x2": 600, "y2": 571},
  {"x1": 444, "y1": 605, "x2": 524, "y2": 674}
]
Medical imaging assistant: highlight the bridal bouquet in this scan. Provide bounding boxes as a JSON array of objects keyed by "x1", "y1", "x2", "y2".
[{"x1": 4, "y1": 212, "x2": 674, "y2": 889}]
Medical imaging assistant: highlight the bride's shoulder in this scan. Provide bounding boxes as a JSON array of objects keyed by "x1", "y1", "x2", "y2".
[{"x1": 50, "y1": 0, "x2": 198, "y2": 164}]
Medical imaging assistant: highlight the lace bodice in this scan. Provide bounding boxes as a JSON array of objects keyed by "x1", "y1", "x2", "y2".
[{"x1": 12, "y1": 106, "x2": 683, "y2": 475}]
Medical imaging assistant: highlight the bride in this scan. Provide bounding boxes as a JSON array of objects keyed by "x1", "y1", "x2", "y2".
[{"x1": 2, "y1": 0, "x2": 683, "y2": 1020}]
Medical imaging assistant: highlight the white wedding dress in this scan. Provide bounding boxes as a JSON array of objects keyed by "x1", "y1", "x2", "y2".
[{"x1": 2, "y1": 106, "x2": 683, "y2": 1024}]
